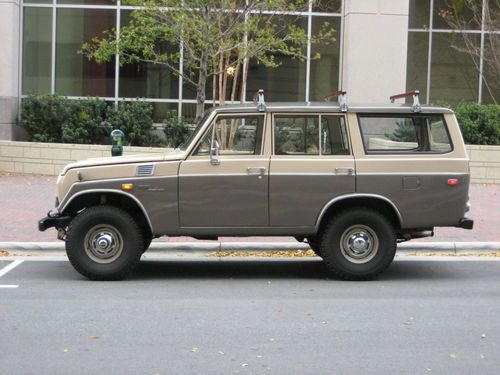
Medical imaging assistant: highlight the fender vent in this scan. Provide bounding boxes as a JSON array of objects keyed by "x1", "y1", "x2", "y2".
[{"x1": 135, "y1": 164, "x2": 155, "y2": 177}]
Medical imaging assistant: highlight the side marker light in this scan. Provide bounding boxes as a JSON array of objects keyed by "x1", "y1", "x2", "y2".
[
  {"x1": 121, "y1": 183, "x2": 134, "y2": 191},
  {"x1": 447, "y1": 179, "x2": 459, "y2": 186}
]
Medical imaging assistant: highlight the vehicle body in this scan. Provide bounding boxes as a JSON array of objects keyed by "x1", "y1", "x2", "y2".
[{"x1": 39, "y1": 91, "x2": 473, "y2": 280}]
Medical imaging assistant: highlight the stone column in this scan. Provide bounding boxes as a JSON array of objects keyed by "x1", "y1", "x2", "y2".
[
  {"x1": 341, "y1": 0, "x2": 409, "y2": 103},
  {"x1": 0, "y1": 0, "x2": 21, "y2": 140}
]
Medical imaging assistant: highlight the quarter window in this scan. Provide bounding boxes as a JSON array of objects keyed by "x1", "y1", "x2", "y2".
[{"x1": 358, "y1": 114, "x2": 452, "y2": 153}]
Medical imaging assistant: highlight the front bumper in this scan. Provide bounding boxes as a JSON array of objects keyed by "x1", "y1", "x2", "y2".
[{"x1": 38, "y1": 213, "x2": 72, "y2": 232}]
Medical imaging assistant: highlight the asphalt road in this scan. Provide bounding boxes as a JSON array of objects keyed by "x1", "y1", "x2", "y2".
[{"x1": 1, "y1": 256, "x2": 499, "y2": 375}]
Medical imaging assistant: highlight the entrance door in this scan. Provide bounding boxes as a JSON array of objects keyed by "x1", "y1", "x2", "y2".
[{"x1": 179, "y1": 114, "x2": 269, "y2": 227}]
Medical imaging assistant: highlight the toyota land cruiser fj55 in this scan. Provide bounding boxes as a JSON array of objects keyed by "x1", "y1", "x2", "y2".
[{"x1": 39, "y1": 91, "x2": 473, "y2": 281}]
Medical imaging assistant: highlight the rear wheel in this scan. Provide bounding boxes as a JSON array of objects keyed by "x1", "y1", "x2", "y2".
[
  {"x1": 307, "y1": 237, "x2": 322, "y2": 257},
  {"x1": 320, "y1": 208, "x2": 396, "y2": 280},
  {"x1": 65, "y1": 205, "x2": 143, "y2": 280}
]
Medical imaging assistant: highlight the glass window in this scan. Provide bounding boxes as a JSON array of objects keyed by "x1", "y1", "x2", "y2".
[
  {"x1": 406, "y1": 32, "x2": 429, "y2": 102},
  {"x1": 430, "y1": 33, "x2": 479, "y2": 103},
  {"x1": 55, "y1": 9, "x2": 116, "y2": 97},
  {"x1": 274, "y1": 115, "x2": 319, "y2": 155},
  {"x1": 195, "y1": 115, "x2": 264, "y2": 155},
  {"x1": 433, "y1": 0, "x2": 482, "y2": 30},
  {"x1": 22, "y1": 8, "x2": 52, "y2": 94},
  {"x1": 409, "y1": 0, "x2": 431, "y2": 29},
  {"x1": 119, "y1": 11, "x2": 179, "y2": 99},
  {"x1": 309, "y1": 17, "x2": 341, "y2": 101},
  {"x1": 58, "y1": 0, "x2": 113, "y2": 4},
  {"x1": 482, "y1": 34, "x2": 500, "y2": 104},
  {"x1": 313, "y1": 0, "x2": 342, "y2": 13},
  {"x1": 321, "y1": 115, "x2": 349, "y2": 155},
  {"x1": 359, "y1": 115, "x2": 452, "y2": 153}
]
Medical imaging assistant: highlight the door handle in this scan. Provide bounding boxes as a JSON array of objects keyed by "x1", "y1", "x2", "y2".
[
  {"x1": 247, "y1": 167, "x2": 266, "y2": 175},
  {"x1": 335, "y1": 167, "x2": 354, "y2": 175}
]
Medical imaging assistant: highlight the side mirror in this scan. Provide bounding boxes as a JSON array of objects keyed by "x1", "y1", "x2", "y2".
[{"x1": 210, "y1": 140, "x2": 220, "y2": 165}]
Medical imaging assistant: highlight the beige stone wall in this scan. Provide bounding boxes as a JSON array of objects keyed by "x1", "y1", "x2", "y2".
[
  {"x1": 1, "y1": 141, "x2": 499, "y2": 184},
  {"x1": 0, "y1": 141, "x2": 166, "y2": 175}
]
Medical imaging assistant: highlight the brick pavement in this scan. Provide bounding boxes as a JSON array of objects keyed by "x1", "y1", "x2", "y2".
[{"x1": 0, "y1": 173, "x2": 498, "y2": 243}]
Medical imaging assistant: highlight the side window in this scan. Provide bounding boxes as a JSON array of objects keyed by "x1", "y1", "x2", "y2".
[
  {"x1": 321, "y1": 116, "x2": 350, "y2": 155},
  {"x1": 275, "y1": 115, "x2": 319, "y2": 155},
  {"x1": 194, "y1": 115, "x2": 264, "y2": 156},
  {"x1": 358, "y1": 114, "x2": 452, "y2": 153}
]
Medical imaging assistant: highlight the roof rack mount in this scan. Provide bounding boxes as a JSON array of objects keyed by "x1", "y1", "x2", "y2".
[
  {"x1": 389, "y1": 90, "x2": 421, "y2": 113},
  {"x1": 253, "y1": 89, "x2": 266, "y2": 112},
  {"x1": 324, "y1": 91, "x2": 348, "y2": 112}
]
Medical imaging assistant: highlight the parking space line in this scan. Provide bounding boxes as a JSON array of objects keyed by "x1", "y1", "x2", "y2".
[{"x1": 0, "y1": 260, "x2": 24, "y2": 278}]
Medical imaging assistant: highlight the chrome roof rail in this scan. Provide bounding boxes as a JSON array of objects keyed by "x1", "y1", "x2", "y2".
[
  {"x1": 390, "y1": 90, "x2": 421, "y2": 112},
  {"x1": 253, "y1": 89, "x2": 266, "y2": 112},
  {"x1": 324, "y1": 90, "x2": 348, "y2": 112}
]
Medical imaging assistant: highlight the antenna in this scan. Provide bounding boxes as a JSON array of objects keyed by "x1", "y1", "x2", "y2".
[
  {"x1": 324, "y1": 91, "x2": 348, "y2": 112},
  {"x1": 389, "y1": 90, "x2": 421, "y2": 112}
]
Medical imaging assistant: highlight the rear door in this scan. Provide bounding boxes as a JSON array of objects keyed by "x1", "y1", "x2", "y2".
[{"x1": 269, "y1": 113, "x2": 356, "y2": 227}]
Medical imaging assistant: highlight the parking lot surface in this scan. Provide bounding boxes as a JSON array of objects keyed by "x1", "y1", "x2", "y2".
[{"x1": 1, "y1": 256, "x2": 499, "y2": 375}]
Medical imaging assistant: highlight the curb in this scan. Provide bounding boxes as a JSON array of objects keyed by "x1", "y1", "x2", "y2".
[{"x1": 1, "y1": 241, "x2": 500, "y2": 254}]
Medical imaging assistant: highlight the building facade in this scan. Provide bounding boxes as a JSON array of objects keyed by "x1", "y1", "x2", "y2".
[{"x1": 0, "y1": 0, "x2": 498, "y2": 140}]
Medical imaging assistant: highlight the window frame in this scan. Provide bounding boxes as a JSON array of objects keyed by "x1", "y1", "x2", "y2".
[
  {"x1": 357, "y1": 113, "x2": 454, "y2": 155},
  {"x1": 271, "y1": 112, "x2": 351, "y2": 156}
]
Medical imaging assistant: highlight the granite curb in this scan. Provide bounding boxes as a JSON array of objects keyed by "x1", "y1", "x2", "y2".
[{"x1": 1, "y1": 241, "x2": 499, "y2": 255}]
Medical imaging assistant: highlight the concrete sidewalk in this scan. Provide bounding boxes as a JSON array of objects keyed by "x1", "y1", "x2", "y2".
[{"x1": 1, "y1": 173, "x2": 499, "y2": 246}]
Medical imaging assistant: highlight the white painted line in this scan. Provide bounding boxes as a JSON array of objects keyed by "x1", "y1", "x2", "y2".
[
  {"x1": 0, "y1": 285, "x2": 19, "y2": 289},
  {"x1": 0, "y1": 260, "x2": 24, "y2": 278}
]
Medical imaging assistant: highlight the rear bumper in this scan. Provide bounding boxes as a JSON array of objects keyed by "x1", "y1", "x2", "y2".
[
  {"x1": 456, "y1": 217, "x2": 474, "y2": 230},
  {"x1": 38, "y1": 214, "x2": 72, "y2": 232}
]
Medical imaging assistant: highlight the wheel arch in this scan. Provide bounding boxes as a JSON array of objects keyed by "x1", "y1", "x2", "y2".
[
  {"x1": 315, "y1": 194, "x2": 403, "y2": 234},
  {"x1": 59, "y1": 190, "x2": 154, "y2": 235}
]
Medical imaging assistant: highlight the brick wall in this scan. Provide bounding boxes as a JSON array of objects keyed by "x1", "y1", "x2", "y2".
[{"x1": 1, "y1": 141, "x2": 499, "y2": 184}]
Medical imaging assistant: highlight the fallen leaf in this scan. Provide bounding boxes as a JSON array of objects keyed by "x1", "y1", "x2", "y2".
[
  {"x1": 449, "y1": 353, "x2": 457, "y2": 359},
  {"x1": 481, "y1": 333, "x2": 486, "y2": 339},
  {"x1": 256, "y1": 355, "x2": 263, "y2": 358},
  {"x1": 218, "y1": 351, "x2": 225, "y2": 356},
  {"x1": 305, "y1": 312, "x2": 313, "y2": 317},
  {"x1": 63, "y1": 348, "x2": 69, "y2": 353},
  {"x1": 191, "y1": 347, "x2": 198, "y2": 353},
  {"x1": 480, "y1": 354, "x2": 485, "y2": 359},
  {"x1": 426, "y1": 368, "x2": 432, "y2": 372},
  {"x1": 321, "y1": 321, "x2": 327, "y2": 324},
  {"x1": 89, "y1": 336, "x2": 100, "y2": 340},
  {"x1": 241, "y1": 363, "x2": 248, "y2": 367}
]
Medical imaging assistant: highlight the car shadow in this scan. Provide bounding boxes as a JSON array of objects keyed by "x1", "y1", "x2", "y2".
[{"x1": 126, "y1": 258, "x2": 467, "y2": 282}]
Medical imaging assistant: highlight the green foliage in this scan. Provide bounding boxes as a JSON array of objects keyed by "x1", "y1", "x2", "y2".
[
  {"x1": 162, "y1": 111, "x2": 193, "y2": 148},
  {"x1": 21, "y1": 94, "x2": 68, "y2": 142},
  {"x1": 386, "y1": 119, "x2": 417, "y2": 143},
  {"x1": 451, "y1": 103, "x2": 500, "y2": 145},
  {"x1": 21, "y1": 95, "x2": 160, "y2": 146},
  {"x1": 106, "y1": 100, "x2": 161, "y2": 146}
]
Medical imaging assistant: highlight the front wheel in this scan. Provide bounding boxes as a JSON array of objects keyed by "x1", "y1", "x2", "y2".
[
  {"x1": 65, "y1": 205, "x2": 143, "y2": 280},
  {"x1": 320, "y1": 208, "x2": 396, "y2": 280}
]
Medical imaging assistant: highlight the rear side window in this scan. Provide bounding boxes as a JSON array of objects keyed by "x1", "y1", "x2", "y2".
[{"x1": 358, "y1": 114, "x2": 452, "y2": 153}]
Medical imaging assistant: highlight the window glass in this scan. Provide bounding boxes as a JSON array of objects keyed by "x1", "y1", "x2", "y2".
[
  {"x1": 428, "y1": 117, "x2": 452, "y2": 152},
  {"x1": 406, "y1": 32, "x2": 429, "y2": 101},
  {"x1": 321, "y1": 116, "x2": 349, "y2": 155},
  {"x1": 274, "y1": 115, "x2": 319, "y2": 155},
  {"x1": 55, "y1": 9, "x2": 116, "y2": 97},
  {"x1": 22, "y1": 8, "x2": 52, "y2": 94},
  {"x1": 359, "y1": 115, "x2": 452, "y2": 153},
  {"x1": 195, "y1": 115, "x2": 263, "y2": 155},
  {"x1": 408, "y1": 0, "x2": 431, "y2": 29}
]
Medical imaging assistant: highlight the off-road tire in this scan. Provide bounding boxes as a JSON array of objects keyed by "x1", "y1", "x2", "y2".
[
  {"x1": 65, "y1": 205, "x2": 143, "y2": 280},
  {"x1": 320, "y1": 208, "x2": 396, "y2": 280},
  {"x1": 307, "y1": 237, "x2": 322, "y2": 257}
]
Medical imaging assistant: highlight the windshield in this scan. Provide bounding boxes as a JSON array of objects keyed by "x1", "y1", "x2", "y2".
[{"x1": 179, "y1": 109, "x2": 214, "y2": 151}]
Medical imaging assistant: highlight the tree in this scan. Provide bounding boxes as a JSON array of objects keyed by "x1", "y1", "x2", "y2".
[
  {"x1": 439, "y1": 0, "x2": 499, "y2": 104},
  {"x1": 82, "y1": 0, "x2": 335, "y2": 120}
]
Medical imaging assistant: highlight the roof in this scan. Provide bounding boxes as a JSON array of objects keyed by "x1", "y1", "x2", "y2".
[{"x1": 214, "y1": 101, "x2": 454, "y2": 114}]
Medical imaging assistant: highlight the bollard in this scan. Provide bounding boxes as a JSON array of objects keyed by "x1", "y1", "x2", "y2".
[{"x1": 111, "y1": 129, "x2": 125, "y2": 157}]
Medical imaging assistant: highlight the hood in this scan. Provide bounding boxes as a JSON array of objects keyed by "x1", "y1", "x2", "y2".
[{"x1": 60, "y1": 149, "x2": 185, "y2": 175}]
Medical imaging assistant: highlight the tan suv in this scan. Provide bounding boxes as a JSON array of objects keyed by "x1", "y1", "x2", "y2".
[{"x1": 39, "y1": 91, "x2": 473, "y2": 281}]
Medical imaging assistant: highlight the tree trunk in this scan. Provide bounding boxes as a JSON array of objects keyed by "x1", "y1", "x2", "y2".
[{"x1": 196, "y1": 53, "x2": 209, "y2": 121}]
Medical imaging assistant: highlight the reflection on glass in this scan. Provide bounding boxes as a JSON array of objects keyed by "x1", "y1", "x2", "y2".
[
  {"x1": 55, "y1": 9, "x2": 116, "y2": 97},
  {"x1": 313, "y1": 0, "x2": 342, "y2": 13},
  {"x1": 57, "y1": 0, "x2": 113, "y2": 4},
  {"x1": 23, "y1": 8, "x2": 52, "y2": 94},
  {"x1": 406, "y1": 32, "x2": 429, "y2": 102},
  {"x1": 433, "y1": 0, "x2": 482, "y2": 30},
  {"x1": 482, "y1": 34, "x2": 500, "y2": 104},
  {"x1": 274, "y1": 115, "x2": 319, "y2": 155},
  {"x1": 408, "y1": 0, "x2": 430, "y2": 29},
  {"x1": 119, "y1": 11, "x2": 179, "y2": 99},
  {"x1": 309, "y1": 17, "x2": 340, "y2": 101},
  {"x1": 430, "y1": 33, "x2": 479, "y2": 103},
  {"x1": 151, "y1": 102, "x2": 178, "y2": 123}
]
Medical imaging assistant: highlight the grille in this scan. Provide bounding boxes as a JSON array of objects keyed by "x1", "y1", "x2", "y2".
[{"x1": 135, "y1": 164, "x2": 155, "y2": 177}]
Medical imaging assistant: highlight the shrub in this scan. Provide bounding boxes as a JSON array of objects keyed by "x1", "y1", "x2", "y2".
[
  {"x1": 61, "y1": 98, "x2": 110, "y2": 144},
  {"x1": 106, "y1": 100, "x2": 161, "y2": 147},
  {"x1": 21, "y1": 94, "x2": 69, "y2": 142},
  {"x1": 162, "y1": 111, "x2": 193, "y2": 148},
  {"x1": 452, "y1": 103, "x2": 499, "y2": 145}
]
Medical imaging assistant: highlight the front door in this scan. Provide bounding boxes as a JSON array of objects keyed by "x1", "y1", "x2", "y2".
[{"x1": 179, "y1": 114, "x2": 269, "y2": 227}]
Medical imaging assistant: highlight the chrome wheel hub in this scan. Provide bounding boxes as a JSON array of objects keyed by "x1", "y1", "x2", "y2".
[
  {"x1": 340, "y1": 225, "x2": 379, "y2": 264},
  {"x1": 84, "y1": 225, "x2": 123, "y2": 264}
]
